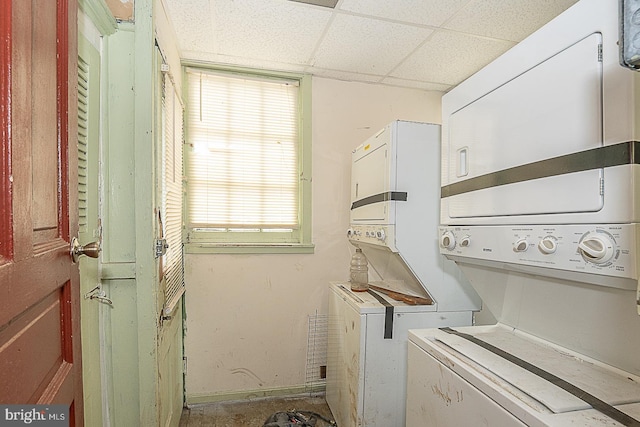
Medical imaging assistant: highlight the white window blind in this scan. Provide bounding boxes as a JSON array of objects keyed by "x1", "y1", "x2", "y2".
[
  {"x1": 185, "y1": 69, "x2": 300, "y2": 238},
  {"x1": 162, "y1": 69, "x2": 185, "y2": 315}
]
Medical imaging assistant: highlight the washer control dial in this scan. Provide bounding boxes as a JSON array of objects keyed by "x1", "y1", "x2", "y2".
[
  {"x1": 578, "y1": 232, "x2": 616, "y2": 264},
  {"x1": 538, "y1": 236, "x2": 557, "y2": 254},
  {"x1": 441, "y1": 231, "x2": 456, "y2": 250},
  {"x1": 460, "y1": 235, "x2": 471, "y2": 248},
  {"x1": 513, "y1": 239, "x2": 529, "y2": 252}
]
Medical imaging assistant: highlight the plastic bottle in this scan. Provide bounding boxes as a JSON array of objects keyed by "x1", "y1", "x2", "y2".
[{"x1": 350, "y1": 248, "x2": 369, "y2": 292}]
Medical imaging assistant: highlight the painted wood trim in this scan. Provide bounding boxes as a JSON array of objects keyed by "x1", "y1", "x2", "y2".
[
  {"x1": 0, "y1": 0, "x2": 13, "y2": 262},
  {"x1": 78, "y1": 0, "x2": 116, "y2": 36},
  {"x1": 299, "y1": 74, "x2": 313, "y2": 246},
  {"x1": 133, "y1": 1, "x2": 160, "y2": 426},
  {"x1": 57, "y1": 0, "x2": 71, "y2": 242},
  {"x1": 184, "y1": 243, "x2": 315, "y2": 254},
  {"x1": 100, "y1": 262, "x2": 136, "y2": 280},
  {"x1": 185, "y1": 384, "x2": 326, "y2": 406}
]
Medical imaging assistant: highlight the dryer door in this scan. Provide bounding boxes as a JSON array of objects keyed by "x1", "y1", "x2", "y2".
[
  {"x1": 444, "y1": 33, "x2": 603, "y2": 219},
  {"x1": 351, "y1": 126, "x2": 392, "y2": 223}
]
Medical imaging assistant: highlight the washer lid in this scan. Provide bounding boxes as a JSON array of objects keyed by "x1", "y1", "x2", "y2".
[{"x1": 412, "y1": 325, "x2": 640, "y2": 415}]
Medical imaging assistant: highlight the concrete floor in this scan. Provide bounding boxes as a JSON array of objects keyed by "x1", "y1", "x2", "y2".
[{"x1": 179, "y1": 394, "x2": 336, "y2": 426}]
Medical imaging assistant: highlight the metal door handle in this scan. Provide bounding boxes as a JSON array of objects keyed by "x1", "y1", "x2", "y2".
[{"x1": 70, "y1": 237, "x2": 101, "y2": 263}]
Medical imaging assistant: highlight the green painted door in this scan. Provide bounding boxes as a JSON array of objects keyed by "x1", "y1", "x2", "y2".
[{"x1": 78, "y1": 34, "x2": 105, "y2": 426}]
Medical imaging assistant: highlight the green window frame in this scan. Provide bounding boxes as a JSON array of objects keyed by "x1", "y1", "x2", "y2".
[{"x1": 183, "y1": 65, "x2": 313, "y2": 254}]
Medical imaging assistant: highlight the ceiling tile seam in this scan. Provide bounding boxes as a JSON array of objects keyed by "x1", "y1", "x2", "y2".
[
  {"x1": 329, "y1": 8, "x2": 446, "y2": 32},
  {"x1": 305, "y1": 10, "x2": 339, "y2": 68},
  {"x1": 285, "y1": 0, "x2": 338, "y2": 12},
  {"x1": 438, "y1": 0, "x2": 477, "y2": 29},
  {"x1": 304, "y1": 64, "x2": 390, "y2": 80},
  {"x1": 382, "y1": 30, "x2": 438, "y2": 82},
  {"x1": 432, "y1": 26, "x2": 518, "y2": 45}
]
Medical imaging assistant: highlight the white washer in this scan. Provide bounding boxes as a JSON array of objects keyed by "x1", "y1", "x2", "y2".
[
  {"x1": 406, "y1": 222, "x2": 640, "y2": 426},
  {"x1": 327, "y1": 282, "x2": 472, "y2": 427},
  {"x1": 407, "y1": 324, "x2": 640, "y2": 427}
]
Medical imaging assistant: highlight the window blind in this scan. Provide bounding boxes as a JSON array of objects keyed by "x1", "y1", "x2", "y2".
[
  {"x1": 186, "y1": 69, "x2": 300, "y2": 232},
  {"x1": 162, "y1": 70, "x2": 185, "y2": 315}
]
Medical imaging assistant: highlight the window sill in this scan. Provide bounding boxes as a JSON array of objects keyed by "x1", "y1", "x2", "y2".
[{"x1": 185, "y1": 242, "x2": 315, "y2": 254}]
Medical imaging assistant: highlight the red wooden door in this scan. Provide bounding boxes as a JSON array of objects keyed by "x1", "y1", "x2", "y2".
[{"x1": 0, "y1": 0, "x2": 82, "y2": 424}]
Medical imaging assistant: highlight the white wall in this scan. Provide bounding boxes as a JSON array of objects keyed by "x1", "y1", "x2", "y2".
[{"x1": 184, "y1": 77, "x2": 443, "y2": 402}]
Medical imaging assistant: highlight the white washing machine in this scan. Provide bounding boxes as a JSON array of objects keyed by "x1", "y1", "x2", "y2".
[
  {"x1": 406, "y1": 224, "x2": 640, "y2": 426},
  {"x1": 406, "y1": 1, "x2": 640, "y2": 425},
  {"x1": 327, "y1": 282, "x2": 472, "y2": 427},
  {"x1": 407, "y1": 324, "x2": 640, "y2": 427}
]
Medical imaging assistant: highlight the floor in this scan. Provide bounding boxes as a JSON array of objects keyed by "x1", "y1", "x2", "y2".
[{"x1": 179, "y1": 394, "x2": 336, "y2": 427}]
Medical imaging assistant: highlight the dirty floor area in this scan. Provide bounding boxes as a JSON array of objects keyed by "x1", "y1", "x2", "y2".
[{"x1": 179, "y1": 394, "x2": 336, "y2": 426}]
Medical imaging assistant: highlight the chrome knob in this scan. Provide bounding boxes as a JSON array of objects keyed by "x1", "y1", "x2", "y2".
[{"x1": 70, "y1": 237, "x2": 101, "y2": 263}]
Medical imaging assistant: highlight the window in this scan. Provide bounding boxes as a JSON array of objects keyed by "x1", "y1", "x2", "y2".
[{"x1": 184, "y1": 67, "x2": 313, "y2": 253}]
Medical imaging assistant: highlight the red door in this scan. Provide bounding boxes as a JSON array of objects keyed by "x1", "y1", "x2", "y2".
[{"x1": 0, "y1": 0, "x2": 82, "y2": 424}]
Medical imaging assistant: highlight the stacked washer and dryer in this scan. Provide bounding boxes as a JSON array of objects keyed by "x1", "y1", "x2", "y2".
[
  {"x1": 326, "y1": 120, "x2": 480, "y2": 427},
  {"x1": 406, "y1": 0, "x2": 640, "y2": 425}
]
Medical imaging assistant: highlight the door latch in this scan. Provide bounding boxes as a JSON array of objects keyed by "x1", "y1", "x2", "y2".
[{"x1": 155, "y1": 238, "x2": 169, "y2": 258}]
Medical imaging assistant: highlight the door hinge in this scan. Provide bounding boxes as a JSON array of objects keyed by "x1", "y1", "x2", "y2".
[
  {"x1": 155, "y1": 238, "x2": 169, "y2": 258},
  {"x1": 598, "y1": 44, "x2": 603, "y2": 62}
]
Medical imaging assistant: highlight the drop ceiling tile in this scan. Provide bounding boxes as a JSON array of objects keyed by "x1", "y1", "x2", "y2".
[
  {"x1": 391, "y1": 30, "x2": 515, "y2": 86},
  {"x1": 211, "y1": 0, "x2": 333, "y2": 64},
  {"x1": 444, "y1": 0, "x2": 579, "y2": 42},
  {"x1": 339, "y1": 0, "x2": 469, "y2": 27},
  {"x1": 312, "y1": 13, "x2": 433, "y2": 75},
  {"x1": 164, "y1": 0, "x2": 216, "y2": 53}
]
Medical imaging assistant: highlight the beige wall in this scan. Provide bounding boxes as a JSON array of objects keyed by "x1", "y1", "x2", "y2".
[{"x1": 184, "y1": 77, "x2": 443, "y2": 402}]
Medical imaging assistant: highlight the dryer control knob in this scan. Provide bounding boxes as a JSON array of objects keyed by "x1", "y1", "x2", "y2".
[
  {"x1": 441, "y1": 231, "x2": 456, "y2": 250},
  {"x1": 578, "y1": 233, "x2": 615, "y2": 264},
  {"x1": 347, "y1": 228, "x2": 354, "y2": 237},
  {"x1": 376, "y1": 229, "x2": 386, "y2": 241},
  {"x1": 538, "y1": 236, "x2": 557, "y2": 254},
  {"x1": 460, "y1": 236, "x2": 471, "y2": 247},
  {"x1": 513, "y1": 239, "x2": 529, "y2": 252}
]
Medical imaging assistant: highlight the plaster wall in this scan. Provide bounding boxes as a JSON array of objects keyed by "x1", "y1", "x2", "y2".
[{"x1": 184, "y1": 77, "x2": 442, "y2": 401}]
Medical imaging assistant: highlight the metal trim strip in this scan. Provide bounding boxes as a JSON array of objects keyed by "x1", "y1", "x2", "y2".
[
  {"x1": 350, "y1": 191, "x2": 407, "y2": 210},
  {"x1": 441, "y1": 141, "x2": 640, "y2": 198},
  {"x1": 367, "y1": 289, "x2": 393, "y2": 339},
  {"x1": 440, "y1": 327, "x2": 640, "y2": 426}
]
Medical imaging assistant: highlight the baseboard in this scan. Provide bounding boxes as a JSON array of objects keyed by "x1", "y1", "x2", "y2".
[{"x1": 185, "y1": 383, "x2": 326, "y2": 406}]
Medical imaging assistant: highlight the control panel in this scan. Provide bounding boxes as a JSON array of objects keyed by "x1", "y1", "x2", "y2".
[
  {"x1": 438, "y1": 224, "x2": 639, "y2": 281},
  {"x1": 348, "y1": 225, "x2": 397, "y2": 252}
]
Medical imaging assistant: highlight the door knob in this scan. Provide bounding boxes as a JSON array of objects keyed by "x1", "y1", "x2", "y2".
[{"x1": 70, "y1": 237, "x2": 101, "y2": 263}]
